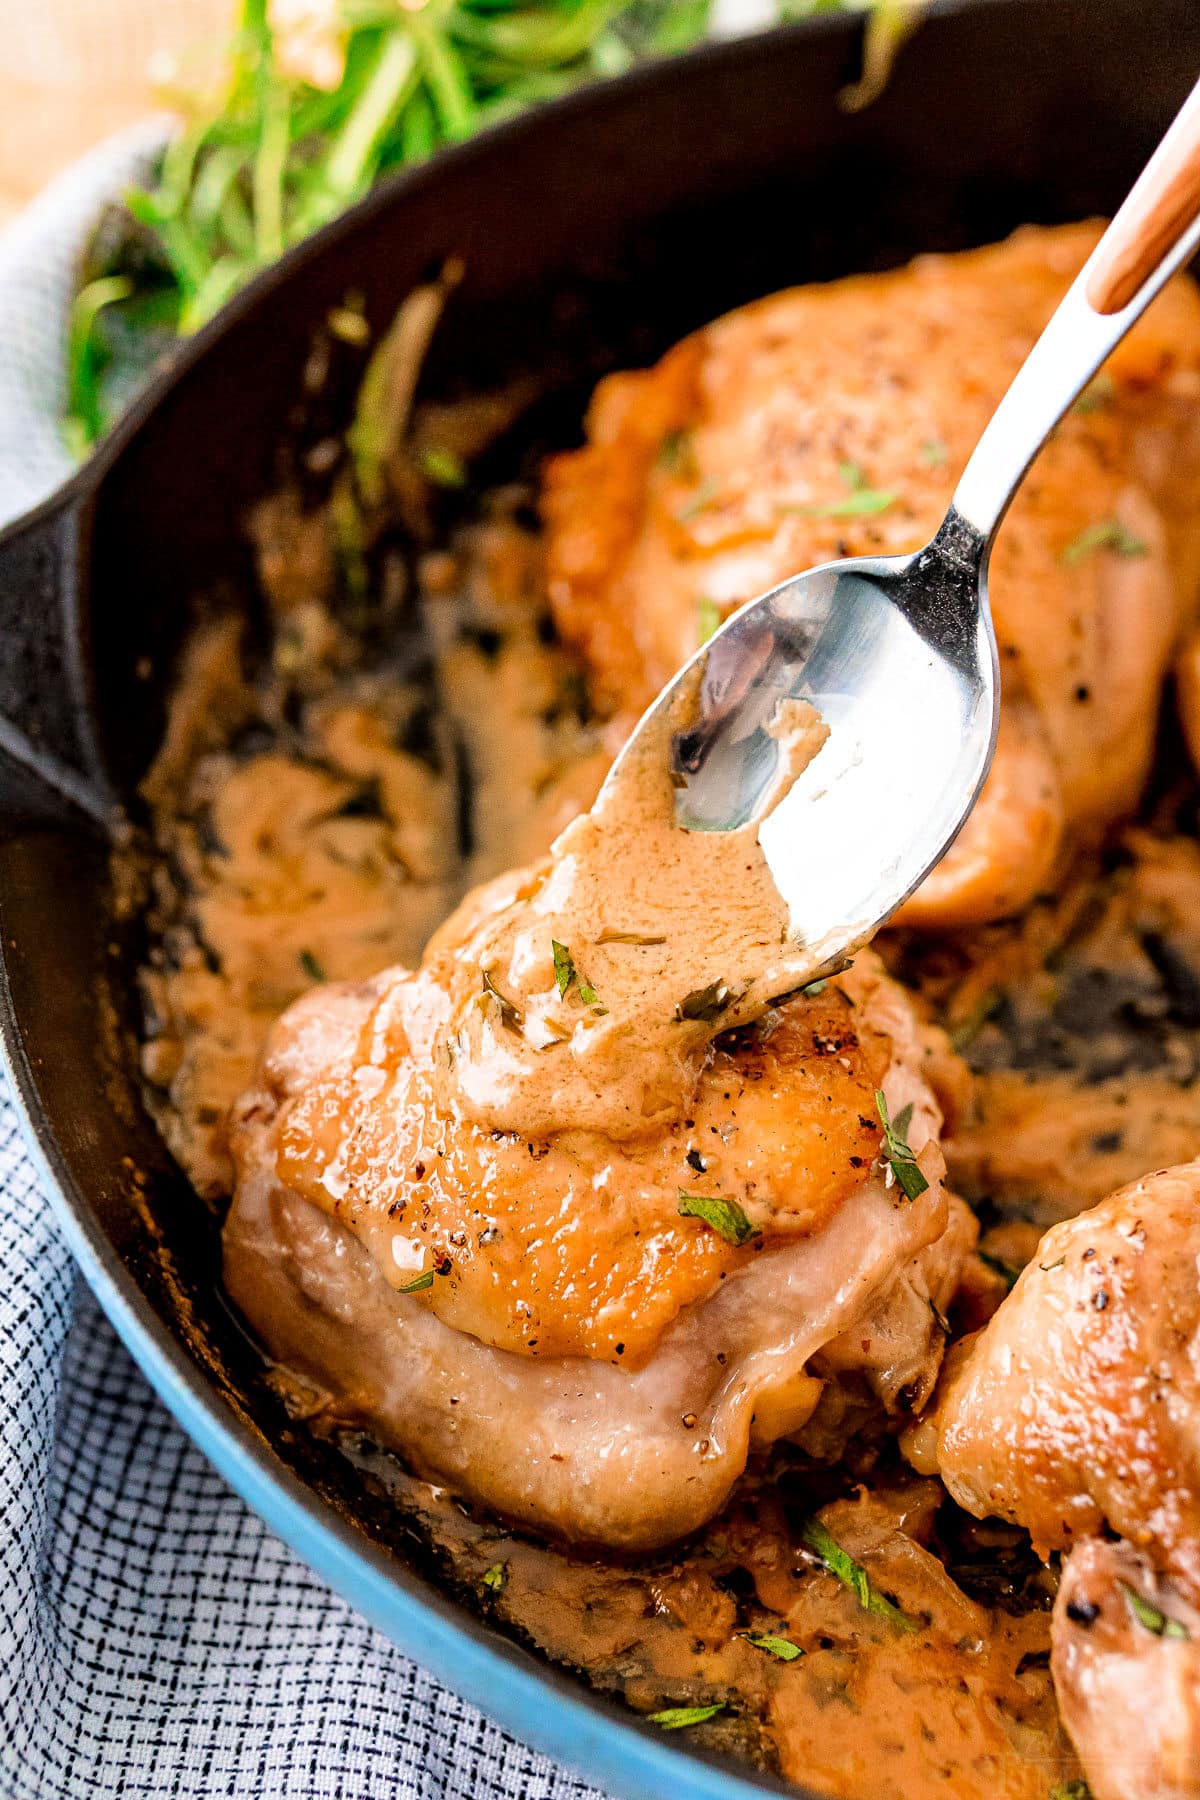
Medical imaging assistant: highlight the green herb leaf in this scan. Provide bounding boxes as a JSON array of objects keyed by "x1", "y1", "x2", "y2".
[
  {"x1": 551, "y1": 940, "x2": 603, "y2": 1010},
  {"x1": 552, "y1": 939, "x2": 574, "y2": 999},
  {"x1": 948, "y1": 986, "x2": 1001, "y2": 1051},
  {"x1": 1120, "y1": 1581, "x2": 1191, "y2": 1641},
  {"x1": 678, "y1": 1191, "x2": 757, "y2": 1247},
  {"x1": 658, "y1": 428, "x2": 698, "y2": 477},
  {"x1": 979, "y1": 1249, "x2": 1021, "y2": 1289},
  {"x1": 481, "y1": 970, "x2": 524, "y2": 1034},
  {"x1": 1073, "y1": 373, "x2": 1114, "y2": 415},
  {"x1": 646, "y1": 1703, "x2": 726, "y2": 1731},
  {"x1": 795, "y1": 488, "x2": 898, "y2": 519},
  {"x1": 677, "y1": 478, "x2": 718, "y2": 522},
  {"x1": 838, "y1": 458, "x2": 865, "y2": 489},
  {"x1": 1062, "y1": 520, "x2": 1148, "y2": 566},
  {"x1": 64, "y1": 274, "x2": 136, "y2": 454},
  {"x1": 398, "y1": 1269, "x2": 434, "y2": 1294},
  {"x1": 299, "y1": 948, "x2": 327, "y2": 983},
  {"x1": 419, "y1": 445, "x2": 468, "y2": 488},
  {"x1": 740, "y1": 1632, "x2": 804, "y2": 1662},
  {"x1": 1049, "y1": 1782, "x2": 1093, "y2": 1800},
  {"x1": 677, "y1": 980, "x2": 737, "y2": 1022},
  {"x1": 1039, "y1": 1256, "x2": 1066, "y2": 1273},
  {"x1": 919, "y1": 438, "x2": 949, "y2": 467},
  {"x1": 697, "y1": 596, "x2": 723, "y2": 646},
  {"x1": 874, "y1": 1090, "x2": 929, "y2": 1201},
  {"x1": 799, "y1": 1518, "x2": 921, "y2": 1632},
  {"x1": 481, "y1": 1562, "x2": 507, "y2": 1592}
]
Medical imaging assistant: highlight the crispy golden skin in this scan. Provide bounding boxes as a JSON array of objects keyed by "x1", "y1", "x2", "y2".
[
  {"x1": 243, "y1": 939, "x2": 909, "y2": 1365},
  {"x1": 932, "y1": 1163, "x2": 1200, "y2": 1603},
  {"x1": 543, "y1": 224, "x2": 1200, "y2": 926}
]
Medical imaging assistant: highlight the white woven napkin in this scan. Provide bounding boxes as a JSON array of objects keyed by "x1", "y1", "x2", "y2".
[{"x1": 0, "y1": 133, "x2": 613, "y2": 1800}]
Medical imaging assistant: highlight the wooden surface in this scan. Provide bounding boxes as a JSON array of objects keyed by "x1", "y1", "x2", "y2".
[{"x1": 0, "y1": 0, "x2": 234, "y2": 227}]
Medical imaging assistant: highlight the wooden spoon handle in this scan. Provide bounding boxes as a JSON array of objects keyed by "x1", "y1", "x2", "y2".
[{"x1": 1087, "y1": 77, "x2": 1200, "y2": 314}]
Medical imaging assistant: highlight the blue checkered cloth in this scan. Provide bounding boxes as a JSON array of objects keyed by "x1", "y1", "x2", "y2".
[{"x1": 0, "y1": 132, "x2": 610, "y2": 1800}]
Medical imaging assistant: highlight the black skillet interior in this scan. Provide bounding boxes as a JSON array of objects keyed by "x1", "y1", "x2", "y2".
[{"x1": 1, "y1": 0, "x2": 1199, "y2": 1775}]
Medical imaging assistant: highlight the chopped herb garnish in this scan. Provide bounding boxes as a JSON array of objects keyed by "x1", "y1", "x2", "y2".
[
  {"x1": 646, "y1": 1703, "x2": 726, "y2": 1731},
  {"x1": 419, "y1": 445, "x2": 467, "y2": 488},
  {"x1": 677, "y1": 478, "x2": 718, "y2": 522},
  {"x1": 874, "y1": 1090, "x2": 929, "y2": 1201},
  {"x1": 551, "y1": 939, "x2": 574, "y2": 999},
  {"x1": 929, "y1": 1298, "x2": 951, "y2": 1336},
  {"x1": 697, "y1": 596, "x2": 722, "y2": 646},
  {"x1": 1039, "y1": 1256, "x2": 1066, "y2": 1273},
  {"x1": 481, "y1": 1562, "x2": 507, "y2": 1592},
  {"x1": 1120, "y1": 1581, "x2": 1190, "y2": 1640},
  {"x1": 1074, "y1": 373, "x2": 1114, "y2": 414},
  {"x1": 949, "y1": 986, "x2": 1001, "y2": 1051},
  {"x1": 1049, "y1": 1783, "x2": 1093, "y2": 1800},
  {"x1": 658, "y1": 428, "x2": 697, "y2": 477},
  {"x1": 792, "y1": 459, "x2": 897, "y2": 519},
  {"x1": 979, "y1": 1249, "x2": 1021, "y2": 1289},
  {"x1": 678, "y1": 1191, "x2": 757, "y2": 1247},
  {"x1": 740, "y1": 1632, "x2": 804, "y2": 1662},
  {"x1": 299, "y1": 948, "x2": 327, "y2": 983},
  {"x1": 799, "y1": 1518, "x2": 920, "y2": 1632},
  {"x1": 920, "y1": 438, "x2": 949, "y2": 467},
  {"x1": 481, "y1": 970, "x2": 524, "y2": 1033},
  {"x1": 1062, "y1": 520, "x2": 1147, "y2": 566},
  {"x1": 802, "y1": 977, "x2": 829, "y2": 997},
  {"x1": 398, "y1": 1269, "x2": 434, "y2": 1294},
  {"x1": 678, "y1": 980, "x2": 737, "y2": 1022},
  {"x1": 805, "y1": 486, "x2": 897, "y2": 518},
  {"x1": 596, "y1": 929, "x2": 667, "y2": 947},
  {"x1": 551, "y1": 940, "x2": 603, "y2": 1009}
]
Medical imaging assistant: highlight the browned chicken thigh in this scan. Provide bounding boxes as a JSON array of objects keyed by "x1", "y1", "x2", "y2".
[
  {"x1": 1052, "y1": 1537, "x2": 1200, "y2": 1800},
  {"x1": 543, "y1": 224, "x2": 1200, "y2": 925},
  {"x1": 931, "y1": 1162, "x2": 1200, "y2": 1600},
  {"x1": 923, "y1": 1164, "x2": 1200, "y2": 1800}
]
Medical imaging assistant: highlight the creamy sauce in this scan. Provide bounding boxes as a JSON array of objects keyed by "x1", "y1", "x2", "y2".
[
  {"x1": 296, "y1": 1396, "x2": 1081, "y2": 1800},
  {"x1": 430, "y1": 691, "x2": 832, "y2": 1141}
]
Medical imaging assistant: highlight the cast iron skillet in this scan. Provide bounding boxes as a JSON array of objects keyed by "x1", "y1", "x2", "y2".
[{"x1": 2, "y1": 3, "x2": 1199, "y2": 1794}]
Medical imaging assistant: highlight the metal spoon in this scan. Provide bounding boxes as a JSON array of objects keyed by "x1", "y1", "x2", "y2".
[{"x1": 601, "y1": 76, "x2": 1200, "y2": 969}]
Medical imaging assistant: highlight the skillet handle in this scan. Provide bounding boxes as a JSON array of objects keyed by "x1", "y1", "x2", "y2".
[{"x1": 0, "y1": 484, "x2": 114, "y2": 828}]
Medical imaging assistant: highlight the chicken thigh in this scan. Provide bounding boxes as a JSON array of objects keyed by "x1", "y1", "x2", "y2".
[
  {"x1": 227, "y1": 706, "x2": 971, "y2": 1548},
  {"x1": 931, "y1": 1162, "x2": 1200, "y2": 1600},
  {"x1": 543, "y1": 224, "x2": 1200, "y2": 925}
]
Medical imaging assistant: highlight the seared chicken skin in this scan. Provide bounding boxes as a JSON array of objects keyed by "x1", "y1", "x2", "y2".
[
  {"x1": 543, "y1": 224, "x2": 1200, "y2": 925},
  {"x1": 1052, "y1": 1538, "x2": 1200, "y2": 1800},
  {"x1": 923, "y1": 1165, "x2": 1200, "y2": 1797},
  {"x1": 931, "y1": 1163, "x2": 1200, "y2": 1600}
]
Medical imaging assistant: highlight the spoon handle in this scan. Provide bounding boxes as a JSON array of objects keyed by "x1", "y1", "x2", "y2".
[
  {"x1": 950, "y1": 74, "x2": 1200, "y2": 547},
  {"x1": 1088, "y1": 79, "x2": 1200, "y2": 314}
]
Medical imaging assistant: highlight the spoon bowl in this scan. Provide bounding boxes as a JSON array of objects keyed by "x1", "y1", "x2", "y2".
[{"x1": 658, "y1": 530, "x2": 997, "y2": 956}]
